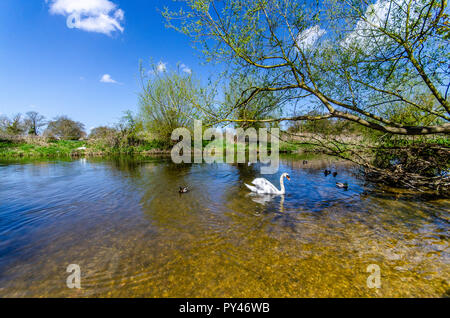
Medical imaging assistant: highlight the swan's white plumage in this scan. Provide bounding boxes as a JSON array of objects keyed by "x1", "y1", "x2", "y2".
[
  {"x1": 251, "y1": 178, "x2": 279, "y2": 193},
  {"x1": 244, "y1": 183, "x2": 259, "y2": 192},
  {"x1": 245, "y1": 173, "x2": 290, "y2": 194}
]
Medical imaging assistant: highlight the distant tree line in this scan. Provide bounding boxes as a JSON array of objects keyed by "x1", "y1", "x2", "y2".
[
  {"x1": 0, "y1": 109, "x2": 160, "y2": 154},
  {"x1": 0, "y1": 112, "x2": 86, "y2": 140}
]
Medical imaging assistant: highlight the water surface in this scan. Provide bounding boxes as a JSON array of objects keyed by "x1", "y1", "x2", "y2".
[{"x1": 0, "y1": 155, "x2": 448, "y2": 297}]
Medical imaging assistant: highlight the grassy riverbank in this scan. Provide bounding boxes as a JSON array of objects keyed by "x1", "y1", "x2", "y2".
[
  {"x1": 0, "y1": 137, "x2": 313, "y2": 159},
  {"x1": 0, "y1": 139, "x2": 86, "y2": 157},
  {"x1": 0, "y1": 138, "x2": 169, "y2": 158}
]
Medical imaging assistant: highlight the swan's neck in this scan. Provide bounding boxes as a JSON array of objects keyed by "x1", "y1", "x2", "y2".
[{"x1": 279, "y1": 175, "x2": 286, "y2": 194}]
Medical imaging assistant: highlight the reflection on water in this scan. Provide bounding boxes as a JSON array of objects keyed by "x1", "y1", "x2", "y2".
[{"x1": 0, "y1": 155, "x2": 448, "y2": 297}]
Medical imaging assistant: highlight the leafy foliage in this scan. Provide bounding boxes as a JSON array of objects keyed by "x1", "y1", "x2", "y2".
[
  {"x1": 138, "y1": 62, "x2": 202, "y2": 145},
  {"x1": 163, "y1": 0, "x2": 449, "y2": 134},
  {"x1": 0, "y1": 113, "x2": 25, "y2": 135}
]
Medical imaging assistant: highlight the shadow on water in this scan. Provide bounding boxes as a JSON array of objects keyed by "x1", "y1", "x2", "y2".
[{"x1": 0, "y1": 154, "x2": 448, "y2": 297}]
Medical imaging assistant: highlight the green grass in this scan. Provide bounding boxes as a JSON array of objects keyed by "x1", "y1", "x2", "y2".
[
  {"x1": 0, "y1": 137, "x2": 321, "y2": 159},
  {"x1": 0, "y1": 138, "x2": 171, "y2": 158},
  {"x1": 0, "y1": 140, "x2": 87, "y2": 158},
  {"x1": 279, "y1": 141, "x2": 315, "y2": 153}
]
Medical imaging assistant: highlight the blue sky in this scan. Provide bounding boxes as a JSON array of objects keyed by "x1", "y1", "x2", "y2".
[{"x1": 0, "y1": 0, "x2": 211, "y2": 131}]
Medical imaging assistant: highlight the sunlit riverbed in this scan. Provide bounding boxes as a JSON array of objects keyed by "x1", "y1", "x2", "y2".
[{"x1": 0, "y1": 155, "x2": 448, "y2": 297}]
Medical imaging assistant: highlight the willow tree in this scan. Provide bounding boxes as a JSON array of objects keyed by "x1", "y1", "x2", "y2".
[
  {"x1": 138, "y1": 63, "x2": 204, "y2": 145},
  {"x1": 224, "y1": 73, "x2": 283, "y2": 129},
  {"x1": 163, "y1": 0, "x2": 449, "y2": 192}
]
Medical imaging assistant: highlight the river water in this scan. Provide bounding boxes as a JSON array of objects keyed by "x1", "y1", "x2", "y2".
[{"x1": 0, "y1": 155, "x2": 448, "y2": 297}]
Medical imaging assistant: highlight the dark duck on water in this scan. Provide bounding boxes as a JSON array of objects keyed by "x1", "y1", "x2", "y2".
[{"x1": 179, "y1": 186, "x2": 189, "y2": 193}]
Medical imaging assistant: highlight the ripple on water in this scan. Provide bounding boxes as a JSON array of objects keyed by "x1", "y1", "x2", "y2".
[{"x1": 0, "y1": 156, "x2": 448, "y2": 297}]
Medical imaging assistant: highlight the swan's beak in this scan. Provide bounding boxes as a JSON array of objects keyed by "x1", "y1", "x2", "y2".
[{"x1": 286, "y1": 175, "x2": 290, "y2": 181}]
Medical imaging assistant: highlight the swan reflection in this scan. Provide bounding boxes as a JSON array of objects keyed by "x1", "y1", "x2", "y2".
[{"x1": 247, "y1": 193, "x2": 285, "y2": 213}]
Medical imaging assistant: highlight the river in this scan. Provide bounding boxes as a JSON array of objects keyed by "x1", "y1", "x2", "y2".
[{"x1": 0, "y1": 155, "x2": 448, "y2": 297}]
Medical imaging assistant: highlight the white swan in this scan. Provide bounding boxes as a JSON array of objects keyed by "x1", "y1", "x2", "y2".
[{"x1": 245, "y1": 173, "x2": 290, "y2": 194}]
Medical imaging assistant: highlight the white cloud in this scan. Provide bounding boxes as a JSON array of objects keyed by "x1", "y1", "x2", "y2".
[
  {"x1": 47, "y1": 0, "x2": 124, "y2": 36},
  {"x1": 342, "y1": 0, "x2": 423, "y2": 52},
  {"x1": 156, "y1": 61, "x2": 167, "y2": 73},
  {"x1": 180, "y1": 63, "x2": 192, "y2": 75},
  {"x1": 296, "y1": 25, "x2": 326, "y2": 50},
  {"x1": 342, "y1": 0, "x2": 390, "y2": 50},
  {"x1": 100, "y1": 74, "x2": 118, "y2": 84}
]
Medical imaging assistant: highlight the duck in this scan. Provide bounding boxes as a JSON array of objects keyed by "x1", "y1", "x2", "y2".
[
  {"x1": 179, "y1": 186, "x2": 189, "y2": 193},
  {"x1": 336, "y1": 182, "x2": 348, "y2": 189},
  {"x1": 324, "y1": 169, "x2": 331, "y2": 176},
  {"x1": 245, "y1": 173, "x2": 290, "y2": 194},
  {"x1": 332, "y1": 172, "x2": 338, "y2": 177}
]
